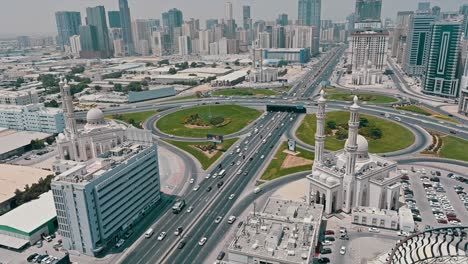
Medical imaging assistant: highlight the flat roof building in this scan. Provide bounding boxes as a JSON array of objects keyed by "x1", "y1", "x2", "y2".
[
  {"x1": 51, "y1": 141, "x2": 160, "y2": 256},
  {"x1": 227, "y1": 198, "x2": 323, "y2": 264},
  {"x1": 0, "y1": 191, "x2": 56, "y2": 250},
  {"x1": 0, "y1": 90, "x2": 39, "y2": 105},
  {"x1": 0, "y1": 104, "x2": 65, "y2": 134},
  {"x1": 0, "y1": 130, "x2": 53, "y2": 161}
]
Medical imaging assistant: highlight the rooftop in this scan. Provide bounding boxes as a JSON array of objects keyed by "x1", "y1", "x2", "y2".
[
  {"x1": 0, "y1": 164, "x2": 51, "y2": 204},
  {"x1": 352, "y1": 206, "x2": 398, "y2": 217},
  {"x1": 228, "y1": 198, "x2": 323, "y2": 264},
  {"x1": 0, "y1": 130, "x2": 52, "y2": 155},
  {"x1": 54, "y1": 142, "x2": 153, "y2": 185},
  {"x1": 0, "y1": 191, "x2": 55, "y2": 234}
]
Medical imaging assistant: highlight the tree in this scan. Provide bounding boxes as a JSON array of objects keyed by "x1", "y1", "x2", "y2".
[
  {"x1": 158, "y1": 59, "x2": 169, "y2": 65},
  {"x1": 114, "y1": 83, "x2": 123, "y2": 92},
  {"x1": 278, "y1": 60, "x2": 289, "y2": 67},
  {"x1": 94, "y1": 85, "x2": 102, "y2": 91},
  {"x1": 370, "y1": 127, "x2": 383, "y2": 139},
  {"x1": 327, "y1": 121, "x2": 337, "y2": 130},
  {"x1": 70, "y1": 66, "x2": 85, "y2": 74},
  {"x1": 168, "y1": 68, "x2": 177, "y2": 75},
  {"x1": 359, "y1": 117, "x2": 369, "y2": 128},
  {"x1": 38, "y1": 74, "x2": 59, "y2": 88},
  {"x1": 195, "y1": 91, "x2": 203, "y2": 98},
  {"x1": 234, "y1": 60, "x2": 240, "y2": 66},
  {"x1": 126, "y1": 82, "x2": 142, "y2": 92},
  {"x1": 30, "y1": 139, "x2": 45, "y2": 150},
  {"x1": 211, "y1": 63, "x2": 217, "y2": 68},
  {"x1": 15, "y1": 77, "x2": 25, "y2": 87},
  {"x1": 335, "y1": 128, "x2": 348, "y2": 140},
  {"x1": 146, "y1": 62, "x2": 154, "y2": 67},
  {"x1": 190, "y1": 62, "x2": 198, "y2": 68},
  {"x1": 44, "y1": 99, "x2": 59, "y2": 108}
]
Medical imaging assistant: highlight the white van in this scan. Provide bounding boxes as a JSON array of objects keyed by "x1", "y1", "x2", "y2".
[
  {"x1": 145, "y1": 228, "x2": 154, "y2": 238},
  {"x1": 254, "y1": 187, "x2": 261, "y2": 194}
]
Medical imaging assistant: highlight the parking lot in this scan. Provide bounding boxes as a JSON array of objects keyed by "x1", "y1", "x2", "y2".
[{"x1": 403, "y1": 167, "x2": 468, "y2": 230}]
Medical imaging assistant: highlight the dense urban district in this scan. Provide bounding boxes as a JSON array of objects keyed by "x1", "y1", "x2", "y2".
[{"x1": 0, "y1": 0, "x2": 468, "y2": 264}]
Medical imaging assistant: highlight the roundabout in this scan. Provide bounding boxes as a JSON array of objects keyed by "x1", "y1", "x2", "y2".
[{"x1": 155, "y1": 104, "x2": 262, "y2": 138}]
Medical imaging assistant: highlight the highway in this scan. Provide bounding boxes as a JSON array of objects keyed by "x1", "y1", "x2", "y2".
[{"x1": 104, "y1": 43, "x2": 468, "y2": 263}]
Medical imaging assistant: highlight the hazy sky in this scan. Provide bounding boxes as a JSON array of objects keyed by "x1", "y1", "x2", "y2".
[{"x1": 0, "y1": 0, "x2": 466, "y2": 37}]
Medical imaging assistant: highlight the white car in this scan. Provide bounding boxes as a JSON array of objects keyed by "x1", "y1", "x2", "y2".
[
  {"x1": 397, "y1": 231, "x2": 409, "y2": 237},
  {"x1": 157, "y1": 232, "x2": 166, "y2": 241},
  {"x1": 227, "y1": 215, "x2": 237, "y2": 224},
  {"x1": 189, "y1": 178, "x2": 195, "y2": 184},
  {"x1": 212, "y1": 173, "x2": 218, "y2": 179},
  {"x1": 205, "y1": 174, "x2": 211, "y2": 179},
  {"x1": 199, "y1": 237, "x2": 207, "y2": 246},
  {"x1": 322, "y1": 240, "x2": 333, "y2": 246},
  {"x1": 236, "y1": 170, "x2": 242, "y2": 175},
  {"x1": 229, "y1": 194, "x2": 235, "y2": 200},
  {"x1": 369, "y1": 227, "x2": 380, "y2": 233},
  {"x1": 193, "y1": 185, "x2": 200, "y2": 191},
  {"x1": 260, "y1": 155, "x2": 265, "y2": 159},
  {"x1": 340, "y1": 246, "x2": 346, "y2": 255},
  {"x1": 115, "y1": 239, "x2": 125, "y2": 248},
  {"x1": 186, "y1": 206, "x2": 193, "y2": 213}
]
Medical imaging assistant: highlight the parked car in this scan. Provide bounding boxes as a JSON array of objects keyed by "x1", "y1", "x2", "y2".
[
  {"x1": 317, "y1": 257, "x2": 330, "y2": 263},
  {"x1": 115, "y1": 239, "x2": 125, "y2": 248},
  {"x1": 320, "y1": 248, "x2": 332, "y2": 254},
  {"x1": 340, "y1": 246, "x2": 346, "y2": 255},
  {"x1": 325, "y1": 230, "x2": 335, "y2": 235},
  {"x1": 369, "y1": 227, "x2": 380, "y2": 233},
  {"x1": 157, "y1": 232, "x2": 167, "y2": 241},
  {"x1": 217, "y1": 251, "x2": 226, "y2": 260}
]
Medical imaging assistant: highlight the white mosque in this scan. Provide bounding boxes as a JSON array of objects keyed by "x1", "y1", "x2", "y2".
[
  {"x1": 307, "y1": 91, "x2": 401, "y2": 215},
  {"x1": 53, "y1": 77, "x2": 152, "y2": 171}
]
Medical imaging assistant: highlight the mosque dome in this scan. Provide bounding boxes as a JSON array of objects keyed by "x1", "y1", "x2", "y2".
[
  {"x1": 346, "y1": 135, "x2": 369, "y2": 154},
  {"x1": 86, "y1": 108, "x2": 105, "y2": 125},
  {"x1": 312, "y1": 171, "x2": 321, "y2": 178},
  {"x1": 326, "y1": 177, "x2": 336, "y2": 185},
  {"x1": 319, "y1": 174, "x2": 328, "y2": 182}
]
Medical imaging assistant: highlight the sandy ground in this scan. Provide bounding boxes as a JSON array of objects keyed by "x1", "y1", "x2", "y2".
[
  {"x1": 189, "y1": 145, "x2": 219, "y2": 159},
  {"x1": 281, "y1": 154, "x2": 313, "y2": 169},
  {"x1": 179, "y1": 84, "x2": 213, "y2": 96},
  {"x1": 154, "y1": 145, "x2": 186, "y2": 195},
  {"x1": 270, "y1": 178, "x2": 309, "y2": 202}
]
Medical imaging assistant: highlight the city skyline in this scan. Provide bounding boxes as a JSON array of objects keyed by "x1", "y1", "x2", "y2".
[{"x1": 0, "y1": 0, "x2": 466, "y2": 37}]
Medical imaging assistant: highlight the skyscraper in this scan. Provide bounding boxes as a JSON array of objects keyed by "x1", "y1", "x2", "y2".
[
  {"x1": 459, "y1": 49, "x2": 468, "y2": 115},
  {"x1": 108, "y1": 11, "x2": 121, "y2": 28},
  {"x1": 422, "y1": 19, "x2": 463, "y2": 98},
  {"x1": 79, "y1": 25, "x2": 98, "y2": 53},
  {"x1": 243, "y1": 6, "x2": 251, "y2": 30},
  {"x1": 460, "y1": 4, "x2": 468, "y2": 39},
  {"x1": 206, "y1": 19, "x2": 219, "y2": 30},
  {"x1": 277, "y1": 14, "x2": 289, "y2": 26},
  {"x1": 225, "y1": 2, "x2": 233, "y2": 21},
  {"x1": 417, "y1": 2, "x2": 431, "y2": 12},
  {"x1": 354, "y1": 0, "x2": 382, "y2": 22},
  {"x1": 297, "y1": 0, "x2": 321, "y2": 55},
  {"x1": 86, "y1": 6, "x2": 111, "y2": 58},
  {"x1": 55, "y1": 11, "x2": 82, "y2": 50},
  {"x1": 403, "y1": 13, "x2": 435, "y2": 76},
  {"x1": 162, "y1": 8, "x2": 184, "y2": 30},
  {"x1": 119, "y1": 0, "x2": 135, "y2": 55}
]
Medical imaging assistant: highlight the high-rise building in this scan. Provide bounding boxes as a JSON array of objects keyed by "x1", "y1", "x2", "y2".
[
  {"x1": 119, "y1": 0, "x2": 135, "y2": 55},
  {"x1": 403, "y1": 13, "x2": 435, "y2": 76},
  {"x1": 225, "y1": 2, "x2": 233, "y2": 21},
  {"x1": 85, "y1": 6, "x2": 111, "y2": 58},
  {"x1": 206, "y1": 19, "x2": 219, "y2": 30},
  {"x1": 151, "y1": 31, "x2": 172, "y2": 56},
  {"x1": 277, "y1": 14, "x2": 289, "y2": 26},
  {"x1": 257, "y1": 32, "x2": 271, "y2": 49},
  {"x1": 459, "y1": 48, "x2": 468, "y2": 115},
  {"x1": 432, "y1": 6, "x2": 441, "y2": 18},
  {"x1": 272, "y1": 26, "x2": 286, "y2": 48},
  {"x1": 178, "y1": 35, "x2": 192, "y2": 56},
  {"x1": 79, "y1": 25, "x2": 98, "y2": 55},
  {"x1": 108, "y1": 11, "x2": 121, "y2": 28},
  {"x1": 132, "y1": 19, "x2": 158, "y2": 55},
  {"x1": 417, "y1": 2, "x2": 431, "y2": 12},
  {"x1": 243, "y1": 6, "x2": 251, "y2": 30},
  {"x1": 162, "y1": 8, "x2": 183, "y2": 30},
  {"x1": 297, "y1": 0, "x2": 321, "y2": 55},
  {"x1": 16, "y1": 36, "x2": 31, "y2": 49},
  {"x1": 55, "y1": 11, "x2": 82, "y2": 50},
  {"x1": 422, "y1": 19, "x2": 463, "y2": 98},
  {"x1": 199, "y1": 29, "x2": 213, "y2": 54},
  {"x1": 391, "y1": 11, "x2": 413, "y2": 63},
  {"x1": 350, "y1": 28, "x2": 388, "y2": 71},
  {"x1": 69, "y1": 35, "x2": 81, "y2": 56},
  {"x1": 460, "y1": 4, "x2": 468, "y2": 39},
  {"x1": 354, "y1": 0, "x2": 382, "y2": 22}
]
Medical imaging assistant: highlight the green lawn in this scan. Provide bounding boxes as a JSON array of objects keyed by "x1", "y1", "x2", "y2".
[
  {"x1": 296, "y1": 111, "x2": 415, "y2": 153},
  {"x1": 327, "y1": 93, "x2": 398, "y2": 104},
  {"x1": 165, "y1": 138, "x2": 238, "y2": 170},
  {"x1": 433, "y1": 115, "x2": 460, "y2": 124},
  {"x1": 156, "y1": 105, "x2": 262, "y2": 138},
  {"x1": 107, "y1": 110, "x2": 157, "y2": 128},
  {"x1": 213, "y1": 88, "x2": 277, "y2": 97},
  {"x1": 261, "y1": 142, "x2": 314, "y2": 181},
  {"x1": 440, "y1": 136, "x2": 468, "y2": 162},
  {"x1": 396, "y1": 105, "x2": 431, "y2": 116}
]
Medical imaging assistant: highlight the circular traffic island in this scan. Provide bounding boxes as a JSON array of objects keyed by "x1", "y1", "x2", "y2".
[
  {"x1": 156, "y1": 105, "x2": 262, "y2": 138},
  {"x1": 326, "y1": 93, "x2": 398, "y2": 104},
  {"x1": 296, "y1": 111, "x2": 415, "y2": 153}
]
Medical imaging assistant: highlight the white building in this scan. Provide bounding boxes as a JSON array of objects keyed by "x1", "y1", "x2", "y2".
[
  {"x1": 0, "y1": 104, "x2": 65, "y2": 133},
  {"x1": 352, "y1": 207, "x2": 399, "y2": 230},
  {"x1": 69, "y1": 35, "x2": 81, "y2": 56},
  {"x1": 459, "y1": 52, "x2": 468, "y2": 115},
  {"x1": 199, "y1": 30, "x2": 213, "y2": 55},
  {"x1": 51, "y1": 141, "x2": 160, "y2": 256},
  {"x1": 178, "y1": 35, "x2": 192, "y2": 56},
  {"x1": 248, "y1": 67, "x2": 279, "y2": 83},
  {"x1": 0, "y1": 90, "x2": 38, "y2": 105},
  {"x1": 55, "y1": 78, "x2": 151, "y2": 163},
  {"x1": 257, "y1": 32, "x2": 271, "y2": 49},
  {"x1": 307, "y1": 92, "x2": 401, "y2": 215}
]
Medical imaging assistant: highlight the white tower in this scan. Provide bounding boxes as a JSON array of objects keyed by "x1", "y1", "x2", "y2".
[
  {"x1": 60, "y1": 77, "x2": 77, "y2": 136},
  {"x1": 314, "y1": 90, "x2": 327, "y2": 166},
  {"x1": 342, "y1": 96, "x2": 360, "y2": 213}
]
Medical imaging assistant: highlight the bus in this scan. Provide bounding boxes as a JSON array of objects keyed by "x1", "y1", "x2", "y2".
[
  {"x1": 218, "y1": 169, "x2": 226, "y2": 178},
  {"x1": 172, "y1": 199, "x2": 186, "y2": 214}
]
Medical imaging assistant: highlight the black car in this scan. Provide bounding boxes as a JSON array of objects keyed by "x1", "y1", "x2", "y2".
[
  {"x1": 27, "y1": 253, "x2": 38, "y2": 262},
  {"x1": 320, "y1": 248, "x2": 332, "y2": 254},
  {"x1": 318, "y1": 257, "x2": 330, "y2": 263},
  {"x1": 217, "y1": 251, "x2": 226, "y2": 260},
  {"x1": 178, "y1": 241, "x2": 186, "y2": 249},
  {"x1": 217, "y1": 181, "x2": 224, "y2": 188},
  {"x1": 206, "y1": 186, "x2": 212, "y2": 192}
]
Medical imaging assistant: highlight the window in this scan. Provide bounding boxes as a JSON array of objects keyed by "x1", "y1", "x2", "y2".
[
  {"x1": 372, "y1": 218, "x2": 377, "y2": 225},
  {"x1": 380, "y1": 219, "x2": 385, "y2": 226},
  {"x1": 354, "y1": 216, "x2": 359, "y2": 222}
]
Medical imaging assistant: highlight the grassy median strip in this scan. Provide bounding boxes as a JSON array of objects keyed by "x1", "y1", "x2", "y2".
[
  {"x1": 327, "y1": 93, "x2": 398, "y2": 104},
  {"x1": 439, "y1": 136, "x2": 468, "y2": 162},
  {"x1": 397, "y1": 105, "x2": 459, "y2": 124},
  {"x1": 261, "y1": 142, "x2": 314, "y2": 181},
  {"x1": 164, "y1": 138, "x2": 238, "y2": 170},
  {"x1": 157, "y1": 105, "x2": 262, "y2": 138},
  {"x1": 107, "y1": 110, "x2": 157, "y2": 128},
  {"x1": 296, "y1": 111, "x2": 415, "y2": 153}
]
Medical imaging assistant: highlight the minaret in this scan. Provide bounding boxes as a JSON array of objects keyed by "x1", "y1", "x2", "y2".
[
  {"x1": 314, "y1": 90, "x2": 327, "y2": 167},
  {"x1": 60, "y1": 77, "x2": 77, "y2": 136},
  {"x1": 342, "y1": 95, "x2": 360, "y2": 213}
]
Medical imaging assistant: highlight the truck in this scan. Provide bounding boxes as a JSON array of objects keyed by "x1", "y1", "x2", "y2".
[
  {"x1": 218, "y1": 169, "x2": 226, "y2": 178},
  {"x1": 172, "y1": 199, "x2": 186, "y2": 214}
]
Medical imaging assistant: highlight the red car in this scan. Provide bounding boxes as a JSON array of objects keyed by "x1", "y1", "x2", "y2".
[
  {"x1": 401, "y1": 176, "x2": 409, "y2": 180},
  {"x1": 325, "y1": 230, "x2": 335, "y2": 235},
  {"x1": 437, "y1": 219, "x2": 448, "y2": 224},
  {"x1": 446, "y1": 213, "x2": 457, "y2": 218}
]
